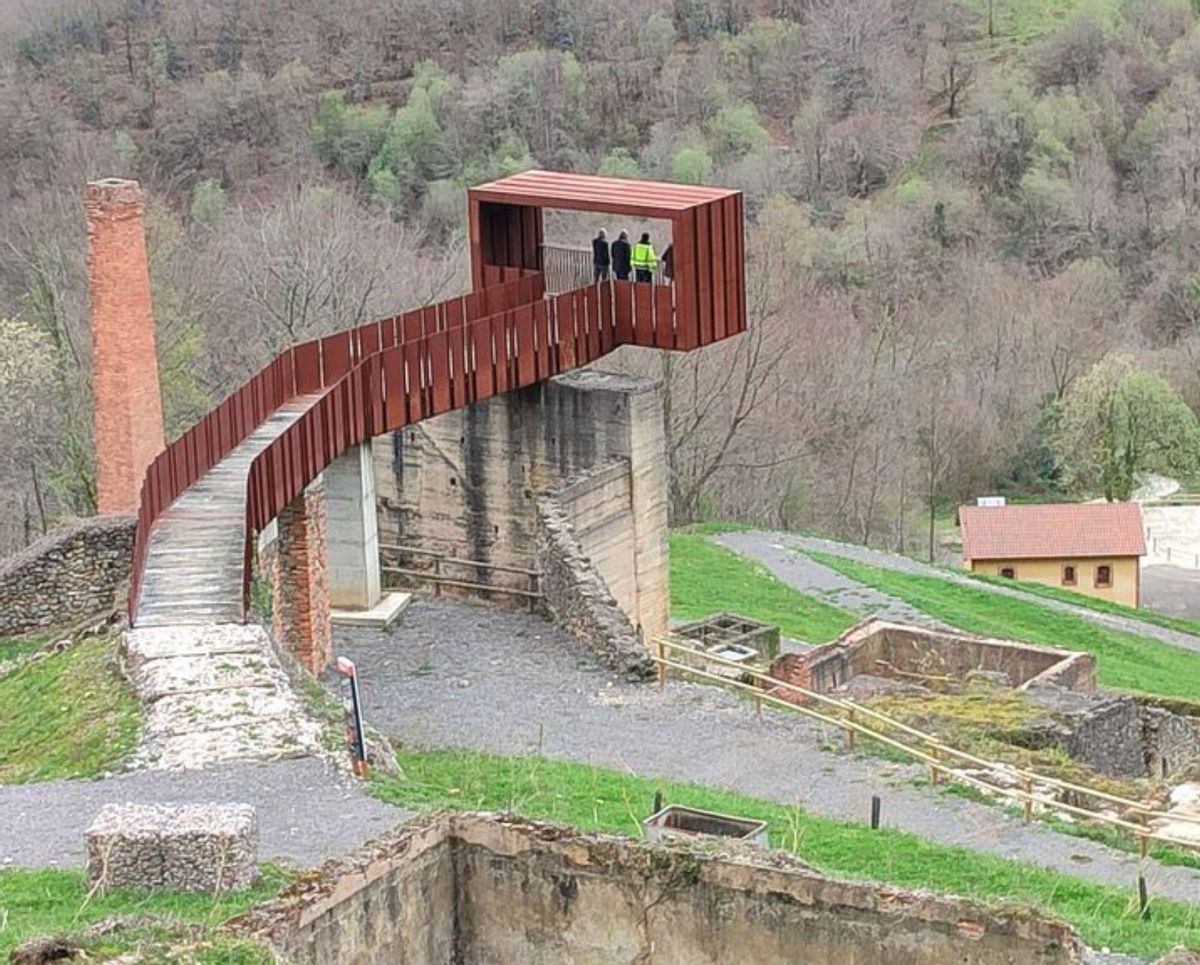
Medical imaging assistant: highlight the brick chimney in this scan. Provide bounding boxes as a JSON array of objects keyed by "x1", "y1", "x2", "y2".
[{"x1": 85, "y1": 178, "x2": 164, "y2": 515}]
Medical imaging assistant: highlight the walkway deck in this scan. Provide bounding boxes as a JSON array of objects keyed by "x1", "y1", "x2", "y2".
[{"x1": 135, "y1": 394, "x2": 321, "y2": 627}]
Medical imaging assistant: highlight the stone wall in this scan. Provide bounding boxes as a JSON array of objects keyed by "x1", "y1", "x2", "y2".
[
  {"x1": 1024, "y1": 686, "x2": 1147, "y2": 779},
  {"x1": 236, "y1": 812, "x2": 1084, "y2": 965},
  {"x1": 770, "y1": 620, "x2": 1096, "y2": 701},
  {"x1": 375, "y1": 368, "x2": 668, "y2": 640},
  {"x1": 535, "y1": 478, "x2": 654, "y2": 679},
  {"x1": 0, "y1": 515, "x2": 135, "y2": 636},
  {"x1": 1142, "y1": 706, "x2": 1200, "y2": 779}
]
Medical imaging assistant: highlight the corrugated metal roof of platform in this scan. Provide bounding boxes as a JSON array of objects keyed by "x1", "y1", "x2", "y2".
[{"x1": 469, "y1": 169, "x2": 738, "y2": 217}]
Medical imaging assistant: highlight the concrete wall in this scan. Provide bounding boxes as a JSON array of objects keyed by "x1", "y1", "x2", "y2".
[
  {"x1": 243, "y1": 816, "x2": 455, "y2": 965},
  {"x1": 239, "y1": 813, "x2": 1084, "y2": 965},
  {"x1": 970, "y1": 556, "x2": 1140, "y2": 608},
  {"x1": 0, "y1": 515, "x2": 135, "y2": 636},
  {"x1": 554, "y1": 461, "x2": 639, "y2": 621},
  {"x1": 535, "y1": 476, "x2": 654, "y2": 678},
  {"x1": 375, "y1": 369, "x2": 668, "y2": 640}
]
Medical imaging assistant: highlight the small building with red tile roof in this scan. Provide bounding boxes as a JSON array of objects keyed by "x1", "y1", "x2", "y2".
[{"x1": 958, "y1": 502, "x2": 1146, "y2": 607}]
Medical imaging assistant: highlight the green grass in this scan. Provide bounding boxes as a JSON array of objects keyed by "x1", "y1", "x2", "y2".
[
  {"x1": 372, "y1": 748, "x2": 1200, "y2": 958},
  {"x1": 0, "y1": 637, "x2": 142, "y2": 783},
  {"x1": 0, "y1": 866, "x2": 286, "y2": 961},
  {"x1": 670, "y1": 532, "x2": 854, "y2": 643},
  {"x1": 967, "y1": 570, "x2": 1200, "y2": 639},
  {"x1": 806, "y1": 551, "x2": 1200, "y2": 701},
  {"x1": 0, "y1": 635, "x2": 45, "y2": 663}
]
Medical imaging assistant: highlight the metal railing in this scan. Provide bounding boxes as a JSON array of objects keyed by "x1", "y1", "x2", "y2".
[
  {"x1": 380, "y1": 542, "x2": 540, "y2": 610},
  {"x1": 540, "y1": 242, "x2": 675, "y2": 294},
  {"x1": 541, "y1": 243, "x2": 593, "y2": 295},
  {"x1": 651, "y1": 635, "x2": 1200, "y2": 856},
  {"x1": 128, "y1": 269, "x2": 545, "y2": 623}
]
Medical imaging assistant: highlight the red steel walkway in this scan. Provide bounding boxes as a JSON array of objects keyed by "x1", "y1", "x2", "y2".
[{"x1": 129, "y1": 172, "x2": 745, "y2": 626}]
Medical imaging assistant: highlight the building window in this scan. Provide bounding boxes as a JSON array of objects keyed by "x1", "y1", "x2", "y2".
[
  {"x1": 1062, "y1": 564, "x2": 1077, "y2": 586},
  {"x1": 1095, "y1": 564, "x2": 1112, "y2": 588},
  {"x1": 999, "y1": 566, "x2": 1016, "y2": 579}
]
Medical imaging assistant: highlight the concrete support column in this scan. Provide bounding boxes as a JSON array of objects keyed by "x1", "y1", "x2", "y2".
[
  {"x1": 624, "y1": 381, "x2": 669, "y2": 642},
  {"x1": 85, "y1": 178, "x2": 165, "y2": 515},
  {"x1": 271, "y1": 480, "x2": 332, "y2": 675},
  {"x1": 325, "y1": 443, "x2": 382, "y2": 610}
]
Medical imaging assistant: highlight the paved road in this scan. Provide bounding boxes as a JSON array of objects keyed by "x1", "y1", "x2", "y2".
[
  {"x1": 0, "y1": 757, "x2": 403, "y2": 870},
  {"x1": 335, "y1": 599, "x2": 1200, "y2": 904},
  {"x1": 1143, "y1": 565, "x2": 1200, "y2": 622},
  {"x1": 717, "y1": 531, "x2": 1200, "y2": 653}
]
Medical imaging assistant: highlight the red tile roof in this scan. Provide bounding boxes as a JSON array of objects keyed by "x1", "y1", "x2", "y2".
[{"x1": 959, "y1": 502, "x2": 1146, "y2": 561}]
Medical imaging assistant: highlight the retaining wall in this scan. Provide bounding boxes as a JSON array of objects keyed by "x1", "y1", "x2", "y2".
[{"x1": 0, "y1": 515, "x2": 135, "y2": 636}]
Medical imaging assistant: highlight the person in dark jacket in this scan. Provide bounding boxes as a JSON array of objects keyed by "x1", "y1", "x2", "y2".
[
  {"x1": 592, "y1": 229, "x2": 610, "y2": 282},
  {"x1": 611, "y1": 230, "x2": 632, "y2": 281},
  {"x1": 661, "y1": 243, "x2": 674, "y2": 282}
]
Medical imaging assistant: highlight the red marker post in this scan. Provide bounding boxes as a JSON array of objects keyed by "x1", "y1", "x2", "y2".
[{"x1": 337, "y1": 657, "x2": 368, "y2": 777}]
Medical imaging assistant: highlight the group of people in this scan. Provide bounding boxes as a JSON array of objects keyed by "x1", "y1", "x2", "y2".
[{"x1": 591, "y1": 229, "x2": 673, "y2": 284}]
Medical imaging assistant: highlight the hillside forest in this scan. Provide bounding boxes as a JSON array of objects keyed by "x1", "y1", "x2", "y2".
[{"x1": 3, "y1": 0, "x2": 1200, "y2": 556}]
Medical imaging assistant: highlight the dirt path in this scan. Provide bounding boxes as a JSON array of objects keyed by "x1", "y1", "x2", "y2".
[{"x1": 332, "y1": 599, "x2": 1200, "y2": 904}]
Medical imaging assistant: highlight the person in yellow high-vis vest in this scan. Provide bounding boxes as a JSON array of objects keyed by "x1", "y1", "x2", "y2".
[{"x1": 631, "y1": 232, "x2": 658, "y2": 282}]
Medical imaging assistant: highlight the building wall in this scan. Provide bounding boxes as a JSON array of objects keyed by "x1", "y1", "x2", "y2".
[
  {"x1": 374, "y1": 369, "x2": 668, "y2": 641},
  {"x1": 968, "y1": 556, "x2": 1140, "y2": 607}
]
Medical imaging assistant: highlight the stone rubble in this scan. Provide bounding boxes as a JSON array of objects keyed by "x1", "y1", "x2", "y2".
[
  {"x1": 86, "y1": 802, "x2": 258, "y2": 893},
  {"x1": 121, "y1": 623, "x2": 322, "y2": 769}
]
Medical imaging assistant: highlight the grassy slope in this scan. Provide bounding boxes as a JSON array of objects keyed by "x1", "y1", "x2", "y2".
[
  {"x1": 0, "y1": 636, "x2": 45, "y2": 663},
  {"x1": 0, "y1": 637, "x2": 141, "y2": 783},
  {"x1": 671, "y1": 532, "x2": 854, "y2": 643},
  {"x1": 807, "y1": 551, "x2": 1200, "y2": 700},
  {"x1": 372, "y1": 749, "x2": 1200, "y2": 958},
  {"x1": 0, "y1": 867, "x2": 284, "y2": 961},
  {"x1": 967, "y1": 570, "x2": 1200, "y2": 638}
]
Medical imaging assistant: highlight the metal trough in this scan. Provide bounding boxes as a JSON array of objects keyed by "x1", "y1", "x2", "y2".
[{"x1": 643, "y1": 805, "x2": 769, "y2": 848}]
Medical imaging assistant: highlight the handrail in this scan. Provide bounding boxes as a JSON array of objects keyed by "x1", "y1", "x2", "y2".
[
  {"x1": 131, "y1": 269, "x2": 688, "y2": 625},
  {"x1": 128, "y1": 269, "x2": 546, "y2": 623},
  {"x1": 379, "y1": 542, "x2": 539, "y2": 577},
  {"x1": 652, "y1": 636, "x2": 1200, "y2": 848}
]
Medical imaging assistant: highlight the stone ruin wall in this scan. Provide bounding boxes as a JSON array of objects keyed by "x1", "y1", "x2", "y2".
[
  {"x1": 374, "y1": 368, "x2": 669, "y2": 656},
  {"x1": 0, "y1": 515, "x2": 135, "y2": 636},
  {"x1": 770, "y1": 620, "x2": 1097, "y2": 700},
  {"x1": 235, "y1": 812, "x2": 1084, "y2": 965}
]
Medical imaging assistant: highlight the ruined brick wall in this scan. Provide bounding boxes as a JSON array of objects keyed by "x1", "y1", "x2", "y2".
[
  {"x1": 270, "y1": 482, "x2": 331, "y2": 675},
  {"x1": 85, "y1": 179, "x2": 164, "y2": 516},
  {"x1": 0, "y1": 516, "x2": 135, "y2": 635}
]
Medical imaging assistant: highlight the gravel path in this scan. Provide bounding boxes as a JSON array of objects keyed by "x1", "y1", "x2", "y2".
[
  {"x1": 0, "y1": 757, "x2": 403, "y2": 870},
  {"x1": 335, "y1": 599, "x2": 1200, "y2": 904},
  {"x1": 717, "y1": 531, "x2": 1200, "y2": 653}
]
